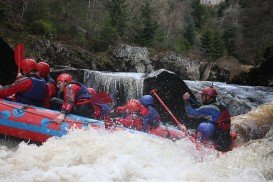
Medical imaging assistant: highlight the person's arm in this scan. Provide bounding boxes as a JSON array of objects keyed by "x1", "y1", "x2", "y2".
[
  {"x1": 53, "y1": 84, "x2": 79, "y2": 124},
  {"x1": 183, "y1": 92, "x2": 210, "y2": 119},
  {"x1": 0, "y1": 78, "x2": 31, "y2": 98},
  {"x1": 61, "y1": 84, "x2": 79, "y2": 114}
]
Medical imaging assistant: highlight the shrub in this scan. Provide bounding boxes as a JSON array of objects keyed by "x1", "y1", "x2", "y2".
[{"x1": 30, "y1": 19, "x2": 56, "y2": 37}]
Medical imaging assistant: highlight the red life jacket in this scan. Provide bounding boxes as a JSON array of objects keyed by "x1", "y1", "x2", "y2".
[{"x1": 214, "y1": 104, "x2": 231, "y2": 132}]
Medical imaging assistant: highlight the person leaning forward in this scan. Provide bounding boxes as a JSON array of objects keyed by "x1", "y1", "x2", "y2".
[{"x1": 183, "y1": 87, "x2": 232, "y2": 152}]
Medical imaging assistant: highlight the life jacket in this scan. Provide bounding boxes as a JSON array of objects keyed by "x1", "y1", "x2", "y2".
[
  {"x1": 140, "y1": 106, "x2": 160, "y2": 130},
  {"x1": 200, "y1": 103, "x2": 232, "y2": 152},
  {"x1": 69, "y1": 82, "x2": 91, "y2": 102},
  {"x1": 212, "y1": 104, "x2": 231, "y2": 152},
  {"x1": 16, "y1": 77, "x2": 47, "y2": 107},
  {"x1": 213, "y1": 104, "x2": 231, "y2": 132},
  {"x1": 45, "y1": 75, "x2": 57, "y2": 97}
]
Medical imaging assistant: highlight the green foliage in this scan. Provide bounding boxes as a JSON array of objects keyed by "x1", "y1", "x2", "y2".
[
  {"x1": 104, "y1": 0, "x2": 128, "y2": 37},
  {"x1": 223, "y1": 25, "x2": 237, "y2": 57},
  {"x1": 175, "y1": 38, "x2": 190, "y2": 54},
  {"x1": 25, "y1": 0, "x2": 51, "y2": 22},
  {"x1": 184, "y1": 16, "x2": 196, "y2": 46},
  {"x1": 201, "y1": 28, "x2": 224, "y2": 60},
  {"x1": 135, "y1": 2, "x2": 158, "y2": 46},
  {"x1": 192, "y1": 0, "x2": 209, "y2": 28},
  {"x1": 216, "y1": 2, "x2": 228, "y2": 17},
  {"x1": 6, "y1": 0, "x2": 268, "y2": 66},
  {"x1": 88, "y1": 13, "x2": 118, "y2": 52},
  {"x1": 152, "y1": 27, "x2": 169, "y2": 51},
  {"x1": 0, "y1": 1, "x2": 11, "y2": 21},
  {"x1": 29, "y1": 19, "x2": 56, "y2": 37},
  {"x1": 25, "y1": 0, "x2": 56, "y2": 38}
]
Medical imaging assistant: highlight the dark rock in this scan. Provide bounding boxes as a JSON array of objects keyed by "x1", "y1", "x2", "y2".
[
  {"x1": 143, "y1": 69, "x2": 200, "y2": 128},
  {"x1": 232, "y1": 52, "x2": 273, "y2": 86},
  {"x1": 0, "y1": 38, "x2": 17, "y2": 85}
]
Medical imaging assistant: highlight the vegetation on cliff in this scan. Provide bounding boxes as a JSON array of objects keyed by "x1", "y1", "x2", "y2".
[{"x1": 0, "y1": 0, "x2": 272, "y2": 65}]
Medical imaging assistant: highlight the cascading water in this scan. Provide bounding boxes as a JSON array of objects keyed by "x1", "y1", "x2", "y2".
[{"x1": 83, "y1": 70, "x2": 145, "y2": 105}]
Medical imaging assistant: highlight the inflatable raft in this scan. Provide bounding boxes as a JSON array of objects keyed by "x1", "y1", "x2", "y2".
[{"x1": 0, "y1": 99, "x2": 185, "y2": 143}]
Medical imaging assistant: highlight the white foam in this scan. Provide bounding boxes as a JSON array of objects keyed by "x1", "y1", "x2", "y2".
[{"x1": 0, "y1": 129, "x2": 271, "y2": 181}]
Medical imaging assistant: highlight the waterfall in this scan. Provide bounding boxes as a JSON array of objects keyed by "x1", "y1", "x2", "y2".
[{"x1": 83, "y1": 70, "x2": 145, "y2": 105}]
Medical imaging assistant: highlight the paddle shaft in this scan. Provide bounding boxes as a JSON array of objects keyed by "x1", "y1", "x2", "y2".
[
  {"x1": 14, "y1": 44, "x2": 25, "y2": 76},
  {"x1": 150, "y1": 89, "x2": 182, "y2": 127}
]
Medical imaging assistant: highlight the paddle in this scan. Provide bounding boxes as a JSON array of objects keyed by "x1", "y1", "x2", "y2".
[
  {"x1": 150, "y1": 89, "x2": 187, "y2": 132},
  {"x1": 14, "y1": 44, "x2": 25, "y2": 77}
]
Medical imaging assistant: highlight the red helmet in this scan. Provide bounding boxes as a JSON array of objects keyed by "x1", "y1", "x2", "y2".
[
  {"x1": 21, "y1": 58, "x2": 37, "y2": 74},
  {"x1": 87, "y1": 88, "x2": 97, "y2": 96},
  {"x1": 200, "y1": 87, "x2": 217, "y2": 97},
  {"x1": 57, "y1": 73, "x2": 73, "y2": 82},
  {"x1": 126, "y1": 99, "x2": 142, "y2": 112},
  {"x1": 37, "y1": 61, "x2": 50, "y2": 78}
]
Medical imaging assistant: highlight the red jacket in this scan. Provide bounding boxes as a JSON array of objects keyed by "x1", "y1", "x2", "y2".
[
  {"x1": 60, "y1": 83, "x2": 91, "y2": 114},
  {"x1": 0, "y1": 76, "x2": 47, "y2": 107},
  {"x1": 0, "y1": 77, "x2": 32, "y2": 98},
  {"x1": 43, "y1": 82, "x2": 56, "y2": 109}
]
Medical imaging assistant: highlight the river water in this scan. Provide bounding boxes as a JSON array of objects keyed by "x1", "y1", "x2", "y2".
[
  {"x1": 0, "y1": 72, "x2": 273, "y2": 181},
  {"x1": 0, "y1": 124, "x2": 272, "y2": 181}
]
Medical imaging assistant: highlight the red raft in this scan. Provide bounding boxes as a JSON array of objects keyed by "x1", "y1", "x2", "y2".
[{"x1": 0, "y1": 99, "x2": 185, "y2": 143}]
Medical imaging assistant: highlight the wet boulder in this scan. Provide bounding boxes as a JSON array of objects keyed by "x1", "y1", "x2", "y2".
[{"x1": 143, "y1": 69, "x2": 199, "y2": 128}]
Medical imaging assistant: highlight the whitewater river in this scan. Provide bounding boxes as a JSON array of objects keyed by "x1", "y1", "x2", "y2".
[
  {"x1": 0, "y1": 103, "x2": 273, "y2": 181},
  {"x1": 0, "y1": 73, "x2": 273, "y2": 181}
]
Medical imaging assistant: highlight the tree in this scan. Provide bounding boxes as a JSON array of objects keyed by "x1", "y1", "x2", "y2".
[
  {"x1": 200, "y1": 28, "x2": 224, "y2": 60},
  {"x1": 184, "y1": 16, "x2": 196, "y2": 46},
  {"x1": 135, "y1": 1, "x2": 158, "y2": 46},
  {"x1": 104, "y1": 0, "x2": 128, "y2": 37}
]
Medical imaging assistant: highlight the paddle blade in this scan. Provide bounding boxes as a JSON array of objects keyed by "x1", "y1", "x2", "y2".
[
  {"x1": 14, "y1": 44, "x2": 25, "y2": 66},
  {"x1": 91, "y1": 92, "x2": 112, "y2": 104}
]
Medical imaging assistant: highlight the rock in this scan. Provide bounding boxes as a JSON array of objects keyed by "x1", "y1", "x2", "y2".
[
  {"x1": 30, "y1": 39, "x2": 97, "y2": 70},
  {"x1": 143, "y1": 69, "x2": 200, "y2": 128},
  {"x1": 232, "y1": 59, "x2": 273, "y2": 86},
  {"x1": 113, "y1": 44, "x2": 153, "y2": 73},
  {"x1": 0, "y1": 38, "x2": 17, "y2": 85},
  {"x1": 151, "y1": 52, "x2": 231, "y2": 82},
  {"x1": 201, "y1": 63, "x2": 230, "y2": 82},
  {"x1": 231, "y1": 47, "x2": 273, "y2": 86},
  {"x1": 151, "y1": 52, "x2": 205, "y2": 80}
]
